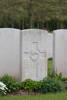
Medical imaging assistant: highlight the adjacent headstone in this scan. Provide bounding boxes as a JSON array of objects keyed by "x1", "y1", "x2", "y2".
[
  {"x1": 48, "y1": 33, "x2": 53, "y2": 59},
  {"x1": 21, "y1": 29, "x2": 48, "y2": 81},
  {"x1": 0, "y1": 28, "x2": 20, "y2": 80},
  {"x1": 53, "y1": 29, "x2": 67, "y2": 77}
]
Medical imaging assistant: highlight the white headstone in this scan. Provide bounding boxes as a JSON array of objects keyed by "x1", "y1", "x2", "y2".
[
  {"x1": 0, "y1": 28, "x2": 20, "y2": 80},
  {"x1": 21, "y1": 29, "x2": 48, "y2": 81},
  {"x1": 53, "y1": 29, "x2": 67, "y2": 77},
  {"x1": 48, "y1": 33, "x2": 53, "y2": 59}
]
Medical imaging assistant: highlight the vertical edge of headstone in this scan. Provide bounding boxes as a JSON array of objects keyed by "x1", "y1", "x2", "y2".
[{"x1": 53, "y1": 30, "x2": 56, "y2": 74}]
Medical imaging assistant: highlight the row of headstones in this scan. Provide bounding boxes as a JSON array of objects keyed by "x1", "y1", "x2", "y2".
[{"x1": 0, "y1": 28, "x2": 66, "y2": 81}]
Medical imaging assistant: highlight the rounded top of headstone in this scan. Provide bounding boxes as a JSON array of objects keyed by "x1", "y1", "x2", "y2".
[
  {"x1": 22, "y1": 29, "x2": 48, "y2": 34},
  {"x1": 53, "y1": 29, "x2": 67, "y2": 33},
  {"x1": 0, "y1": 28, "x2": 20, "y2": 31},
  {"x1": 0, "y1": 28, "x2": 20, "y2": 35}
]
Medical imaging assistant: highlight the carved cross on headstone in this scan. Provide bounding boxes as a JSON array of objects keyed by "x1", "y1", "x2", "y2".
[{"x1": 24, "y1": 41, "x2": 47, "y2": 62}]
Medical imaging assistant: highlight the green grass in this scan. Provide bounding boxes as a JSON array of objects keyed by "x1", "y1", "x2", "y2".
[
  {"x1": 48, "y1": 59, "x2": 53, "y2": 75},
  {"x1": 0, "y1": 92, "x2": 67, "y2": 100}
]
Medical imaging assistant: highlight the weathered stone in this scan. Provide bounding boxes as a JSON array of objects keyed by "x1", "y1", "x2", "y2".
[
  {"x1": 53, "y1": 29, "x2": 67, "y2": 77},
  {"x1": 0, "y1": 28, "x2": 53, "y2": 81},
  {"x1": 21, "y1": 29, "x2": 48, "y2": 81},
  {"x1": 0, "y1": 28, "x2": 20, "y2": 80}
]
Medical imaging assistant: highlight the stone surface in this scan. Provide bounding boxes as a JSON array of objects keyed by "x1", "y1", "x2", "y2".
[
  {"x1": 53, "y1": 29, "x2": 67, "y2": 77},
  {"x1": 21, "y1": 29, "x2": 48, "y2": 81},
  {"x1": 0, "y1": 28, "x2": 20, "y2": 80},
  {"x1": 0, "y1": 28, "x2": 52, "y2": 81},
  {"x1": 48, "y1": 33, "x2": 53, "y2": 59}
]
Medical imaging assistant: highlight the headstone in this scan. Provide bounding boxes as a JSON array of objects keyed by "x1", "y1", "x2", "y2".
[
  {"x1": 21, "y1": 29, "x2": 48, "y2": 81},
  {"x1": 53, "y1": 29, "x2": 67, "y2": 77},
  {"x1": 48, "y1": 33, "x2": 53, "y2": 59},
  {"x1": 0, "y1": 28, "x2": 20, "y2": 80}
]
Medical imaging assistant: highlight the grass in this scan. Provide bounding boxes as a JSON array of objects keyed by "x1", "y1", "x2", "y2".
[
  {"x1": 48, "y1": 59, "x2": 53, "y2": 75},
  {"x1": 0, "y1": 92, "x2": 67, "y2": 100}
]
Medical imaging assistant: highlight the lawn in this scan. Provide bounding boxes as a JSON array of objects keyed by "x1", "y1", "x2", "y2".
[{"x1": 0, "y1": 92, "x2": 67, "y2": 100}]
